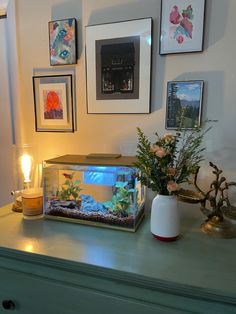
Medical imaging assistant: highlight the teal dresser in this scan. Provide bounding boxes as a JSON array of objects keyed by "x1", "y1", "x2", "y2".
[{"x1": 0, "y1": 203, "x2": 235, "y2": 313}]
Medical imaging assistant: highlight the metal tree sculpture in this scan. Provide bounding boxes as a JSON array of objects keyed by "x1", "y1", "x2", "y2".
[{"x1": 189, "y1": 162, "x2": 236, "y2": 237}]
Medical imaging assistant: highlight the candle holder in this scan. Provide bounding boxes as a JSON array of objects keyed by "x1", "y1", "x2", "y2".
[{"x1": 22, "y1": 187, "x2": 43, "y2": 219}]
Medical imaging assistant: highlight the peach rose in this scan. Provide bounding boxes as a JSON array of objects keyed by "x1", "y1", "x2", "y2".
[
  {"x1": 150, "y1": 144, "x2": 159, "y2": 153},
  {"x1": 151, "y1": 145, "x2": 168, "y2": 158},
  {"x1": 167, "y1": 181, "x2": 180, "y2": 193},
  {"x1": 167, "y1": 167, "x2": 177, "y2": 176}
]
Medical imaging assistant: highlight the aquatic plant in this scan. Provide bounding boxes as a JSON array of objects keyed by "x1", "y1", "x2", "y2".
[
  {"x1": 59, "y1": 172, "x2": 82, "y2": 201},
  {"x1": 103, "y1": 181, "x2": 136, "y2": 216}
]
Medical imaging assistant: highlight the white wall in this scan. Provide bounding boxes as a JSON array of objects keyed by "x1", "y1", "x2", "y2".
[
  {"x1": 0, "y1": 18, "x2": 14, "y2": 205},
  {"x1": 12, "y1": 0, "x2": 236, "y2": 203}
]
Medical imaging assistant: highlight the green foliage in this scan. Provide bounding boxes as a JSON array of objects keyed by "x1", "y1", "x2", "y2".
[
  {"x1": 103, "y1": 181, "x2": 135, "y2": 216},
  {"x1": 59, "y1": 173, "x2": 82, "y2": 201},
  {"x1": 135, "y1": 126, "x2": 210, "y2": 195}
]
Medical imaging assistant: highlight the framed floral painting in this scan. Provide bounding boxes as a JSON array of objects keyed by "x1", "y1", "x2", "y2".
[
  {"x1": 159, "y1": 0, "x2": 205, "y2": 54},
  {"x1": 49, "y1": 18, "x2": 77, "y2": 65},
  {"x1": 166, "y1": 80, "x2": 204, "y2": 129},
  {"x1": 32, "y1": 74, "x2": 74, "y2": 132}
]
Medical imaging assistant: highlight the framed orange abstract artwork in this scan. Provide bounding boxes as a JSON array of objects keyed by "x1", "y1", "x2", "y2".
[{"x1": 32, "y1": 74, "x2": 74, "y2": 132}]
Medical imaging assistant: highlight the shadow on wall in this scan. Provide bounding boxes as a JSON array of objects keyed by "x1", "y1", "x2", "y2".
[
  {"x1": 175, "y1": 71, "x2": 224, "y2": 124},
  {"x1": 51, "y1": 0, "x2": 83, "y2": 59},
  {"x1": 204, "y1": 0, "x2": 228, "y2": 50},
  {"x1": 175, "y1": 71, "x2": 226, "y2": 159},
  {"x1": 87, "y1": 0, "x2": 165, "y2": 113},
  {"x1": 176, "y1": 71, "x2": 236, "y2": 174}
]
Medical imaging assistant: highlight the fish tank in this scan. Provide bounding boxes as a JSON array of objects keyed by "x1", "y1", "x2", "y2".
[{"x1": 42, "y1": 154, "x2": 145, "y2": 232}]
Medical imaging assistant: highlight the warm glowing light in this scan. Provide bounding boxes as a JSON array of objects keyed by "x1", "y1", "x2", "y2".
[
  {"x1": 25, "y1": 243, "x2": 34, "y2": 252},
  {"x1": 20, "y1": 154, "x2": 32, "y2": 183}
]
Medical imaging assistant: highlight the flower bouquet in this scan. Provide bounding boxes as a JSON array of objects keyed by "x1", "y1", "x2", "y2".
[
  {"x1": 135, "y1": 126, "x2": 209, "y2": 240},
  {"x1": 135, "y1": 127, "x2": 208, "y2": 195}
]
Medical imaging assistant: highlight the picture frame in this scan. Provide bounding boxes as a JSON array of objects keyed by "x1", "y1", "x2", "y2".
[
  {"x1": 166, "y1": 80, "x2": 204, "y2": 129},
  {"x1": 49, "y1": 18, "x2": 77, "y2": 66},
  {"x1": 85, "y1": 18, "x2": 152, "y2": 114},
  {"x1": 32, "y1": 74, "x2": 74, "y2": 132},
  {"x1": 159, "y1": 0, "x2": 205, "y2": 55}
]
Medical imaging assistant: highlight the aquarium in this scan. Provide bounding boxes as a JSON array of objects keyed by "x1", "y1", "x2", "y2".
[{"x1": 43, "y1": 154, "x2": 145, "y2": 232}]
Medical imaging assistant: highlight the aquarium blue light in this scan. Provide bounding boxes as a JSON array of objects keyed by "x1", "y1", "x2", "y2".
[{"x1": 83, "y1": 166, "x2": 118, "y2": 186}]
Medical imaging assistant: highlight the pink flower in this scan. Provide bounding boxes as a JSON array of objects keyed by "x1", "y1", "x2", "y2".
[
  {"x1": 155, "y1": 148, "x2": 167, "y2": 158},
  {"x1": 151, "y1": 145, "x2": 168, "y2": 158},
  {"x1": 167, "y1": 167, "x2": 177, "y2": 176},
  {"x1": 176, "y1": 34, "x2": 184, "y2": 44},
  {"x1": 150, "y1": 144, "x2": 159, "y2": 153},
  {"x1": 169, "y1": 5, "x2": 181, "y2": 25},
  {"x1": 167, "y1": 181, "x2": 180, "y2": 193}
]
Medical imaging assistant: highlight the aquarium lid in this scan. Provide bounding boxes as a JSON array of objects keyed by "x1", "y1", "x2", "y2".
[
  {"x1": 86, "y1": 153, "x2": 121, "y2": 159},
  {"x1": 44, "y1": 154, "x2": 138, "y2": 166}
]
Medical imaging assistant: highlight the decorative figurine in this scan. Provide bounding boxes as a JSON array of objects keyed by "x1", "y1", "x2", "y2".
[{"x1": 178, "y1": 162, "x2": 236, "y2": 238}]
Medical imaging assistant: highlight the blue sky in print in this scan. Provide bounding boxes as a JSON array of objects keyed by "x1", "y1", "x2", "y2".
[{"x1": 174, "y1": 82, "x2": 201, "y2": 102}]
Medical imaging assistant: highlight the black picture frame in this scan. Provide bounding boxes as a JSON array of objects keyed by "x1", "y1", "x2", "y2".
[
  {"x1": 166, "y1": 80, "x2": 204, "y2": 129},
  {"x1": 32, "y1": 74, "x2": 74, "y2": 132},
  {"x1": 49, "y1": 18, "x2": 77, "y2": 66},
  {"x1": 159, "y1": 0, "x2": 206, "y2": 55},
  {"x1": 85, "y1": 18, "x2": 152, "y2": 114}
]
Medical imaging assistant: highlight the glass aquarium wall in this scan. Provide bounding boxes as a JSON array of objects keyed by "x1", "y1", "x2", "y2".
[{"x1": 43, "y1": 155, "x2": 145, "y2": 232}]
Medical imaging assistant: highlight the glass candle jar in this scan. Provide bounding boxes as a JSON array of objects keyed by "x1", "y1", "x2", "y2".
[{"x1": 22, "y1": 188, "x2": 43, "y2": 219}]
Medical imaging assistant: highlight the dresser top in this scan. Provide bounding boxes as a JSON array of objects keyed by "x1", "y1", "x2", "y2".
[{"x1": 0, "y1": 203, "x2": 236, "y2": 301}]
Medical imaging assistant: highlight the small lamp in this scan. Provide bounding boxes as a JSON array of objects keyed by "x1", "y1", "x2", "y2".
[
  {"x1": 20, "y1": 153, "x2": 33, "y2": 190},
  {"x1": 12, "y1": 146, "x2": 34, "y2": 212}
]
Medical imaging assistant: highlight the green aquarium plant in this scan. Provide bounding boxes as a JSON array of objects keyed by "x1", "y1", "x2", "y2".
[
  {"x1": 59, "y1": 172, "x2": 82, "y2": 202},
  {"x1": 104, "y1": 182, "x2": 136, "y2": 216}
]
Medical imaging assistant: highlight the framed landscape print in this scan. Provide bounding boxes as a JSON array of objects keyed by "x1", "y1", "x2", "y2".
[
  {"x1": 159, "y1": 0, "x2": 205, "y2": 54},
  {"x1": 33, "y1": 74, "x2": 74, "y2": 132},
  {"x1": 85, "y1": 18, "x2": 152, "y2": 114},
  {"x1": 166, "y1": 80, "x2": 204, "y2": 129},
  {"x1": 49, "y1": 18, "x2": 77, "y2": 65}
]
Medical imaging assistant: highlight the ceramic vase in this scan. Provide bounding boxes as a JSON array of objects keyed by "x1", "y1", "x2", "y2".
[{"x1": 150, "y1": 194, "x2": 179, "y2": 242}]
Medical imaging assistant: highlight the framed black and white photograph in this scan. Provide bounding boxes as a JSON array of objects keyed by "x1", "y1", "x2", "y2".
[
  {"x1": 86, "y1": 18, "x2": 152, "y2": 114},
  {"x1": 166, "y1": 80, "x2": 204, "y2": 129},
  {"x1": 32, "y1": 74, "x2": 74, "y2": 132},
  {"x1": 159, "y1": 0, "x2": 205, "y2": 55}
]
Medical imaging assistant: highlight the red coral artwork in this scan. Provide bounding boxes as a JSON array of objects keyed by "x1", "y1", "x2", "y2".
[{"x1": 44, "y1": 90, "x2": 63, "y2": 120}]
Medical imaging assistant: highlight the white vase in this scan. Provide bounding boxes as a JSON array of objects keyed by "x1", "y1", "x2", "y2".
[{"x1": 150, "y1": 194, "x2": 179, "y2": 241}]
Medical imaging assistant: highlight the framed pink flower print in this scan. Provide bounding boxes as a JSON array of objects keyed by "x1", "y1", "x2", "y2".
[{"x1": 159, "y1": 0, "x2": 205, "y2": 54}]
